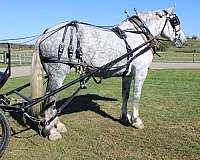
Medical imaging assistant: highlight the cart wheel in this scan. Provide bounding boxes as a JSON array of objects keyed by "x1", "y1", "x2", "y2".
[{"x1": 0, "y1": 109, "x2": 11, "y2": 158}]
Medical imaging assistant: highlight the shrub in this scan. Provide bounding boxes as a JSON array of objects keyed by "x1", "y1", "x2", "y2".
[{"x1": 157, "y1": 42, "x2": 169, "y2": 52}]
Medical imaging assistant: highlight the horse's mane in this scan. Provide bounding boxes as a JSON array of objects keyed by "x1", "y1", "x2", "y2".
[
  {"x1": 138, "y1": 11, "x2": 158, "y2": 25},
  {"x1": 138, "y1": 8, "x2": 174, "y2": 25},
  {"x1": 138, "y1": 8, "x2": 174, "y2": 16}
]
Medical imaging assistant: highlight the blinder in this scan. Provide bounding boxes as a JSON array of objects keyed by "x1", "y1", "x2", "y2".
[{"x1": 169, "y1": 14, "x2": 180, "y2": 29}]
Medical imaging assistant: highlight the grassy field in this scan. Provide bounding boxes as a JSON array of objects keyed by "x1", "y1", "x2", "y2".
[
  {"x1": 153, "y1": 39, "x2": 200, "y2": 63},
  {"x1": 1, "y1": 69, "x2": 200, "y2": 160},
  {"x1": 153, "y1": 51, "x2": 200, "y2": 63}
]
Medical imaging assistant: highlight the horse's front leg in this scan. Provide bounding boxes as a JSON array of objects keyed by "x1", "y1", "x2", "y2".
[
  {"x1": 120, "y1": 76, "x2": 132, "y2": 125},
  {"x1": 131, "y1": 68, "x2": 148, "y2": 129}
]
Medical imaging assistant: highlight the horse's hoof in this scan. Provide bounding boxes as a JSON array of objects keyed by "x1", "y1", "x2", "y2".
[
  {"x1": 41, "y1": 128, "x2": 50, "y2": 137},
  {"x1": 80, "y1": 81, "x2": 87, "y2": 89},
  {"x1": 120, "y1": 113, "x2": 131, "y2": 126},
  {"x1": 131, "y1": 117, "x2": 144, "y2": 129},
  {"x1": 55, "y1": 122, "x2": 67, "y2": 133},
  {"x1": 48, "y1": 128, "x2": 62, "y2": 141}
]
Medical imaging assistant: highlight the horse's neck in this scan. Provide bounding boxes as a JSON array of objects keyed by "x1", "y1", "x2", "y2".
[
  {"x1": 119, "y1": 15, "x2": 164, "y2": 37},
  {"x1": 139, "y1": 13, "x2": 164, "y2": 37}
]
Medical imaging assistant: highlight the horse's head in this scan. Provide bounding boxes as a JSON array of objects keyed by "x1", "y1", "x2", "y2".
[{"x1": 155, "y1": 8, "x2": 187, "y2": 48}]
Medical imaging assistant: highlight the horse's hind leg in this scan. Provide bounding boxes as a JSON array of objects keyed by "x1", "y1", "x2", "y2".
[
  {"x1": 131, "y1": 68, "x2": 148, "y2": 129},
  {"x1": 44, "y1": 64, "x2": 70, "y2": 140}
]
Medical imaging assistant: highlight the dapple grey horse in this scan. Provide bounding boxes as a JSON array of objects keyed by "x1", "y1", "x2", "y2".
[{"x1": 31, "y1": 8, "x2": 186, "y2": 140}]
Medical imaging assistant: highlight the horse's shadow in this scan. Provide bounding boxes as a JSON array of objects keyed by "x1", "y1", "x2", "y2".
[
  {"x1": 57, "y1": 94, "x2": 119, "y2": 122},
  {"x1": 9, "y1": 94, "x2": 120, "y2": 137}
]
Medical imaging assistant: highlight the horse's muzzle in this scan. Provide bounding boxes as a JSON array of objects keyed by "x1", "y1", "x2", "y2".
[{"x1": 174, "y1": 38, "x2": 184, "y2": 48}]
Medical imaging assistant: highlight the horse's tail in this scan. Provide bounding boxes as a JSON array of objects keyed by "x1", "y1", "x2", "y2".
[{"x1": 30, "y1": 38, "x2": 44, "y2": 116}]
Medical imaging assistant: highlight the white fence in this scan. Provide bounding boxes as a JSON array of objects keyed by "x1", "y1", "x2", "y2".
[
  {"x1": 0, "y1": 51, "x2": 199, "y2": 65},
  {"x1": 0, "y1": 52, "x2": 32, "y2": 64}
]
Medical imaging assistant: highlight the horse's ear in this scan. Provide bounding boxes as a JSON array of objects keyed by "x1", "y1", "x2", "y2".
[
  {"x1": 166, "y1": 7, "x2": 175, "y2": 14},
  {"x1": 155, "y1": 12, "x2": 163, "y2": 18},
  {"x1": 172, "y1": 3, "x2": 176, "y2": 12},
  {"x1": 163, "y1": 10, "x2": 169, "y2": 15}
]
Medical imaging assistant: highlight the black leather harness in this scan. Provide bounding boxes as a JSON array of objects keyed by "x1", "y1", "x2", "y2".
[
  {"x1": 111, "y1": 16, "x2": 156, "y2": 75},
  {"x1": 57, "y1": 21, "x2": 83, "y2": 63},
  {"x1": 40, "y1": 16, "x2": 156, "y2": 79}
]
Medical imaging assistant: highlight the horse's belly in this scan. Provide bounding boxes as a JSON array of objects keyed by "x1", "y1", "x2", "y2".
[{"x1": 93, "y1": 67, "x2": 127, "y2": 78}]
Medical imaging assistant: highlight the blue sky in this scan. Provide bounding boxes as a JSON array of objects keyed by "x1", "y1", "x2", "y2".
[{"x1": 0, "y1": 0, "x2": 199, "y2": 43}]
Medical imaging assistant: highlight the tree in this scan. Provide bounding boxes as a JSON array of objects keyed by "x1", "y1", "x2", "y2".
[{"x1": 191, "y1": 35, "x2": 198, "y2": 40}]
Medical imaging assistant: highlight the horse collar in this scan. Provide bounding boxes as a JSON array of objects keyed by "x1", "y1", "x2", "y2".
[{"x1": 128, "y1": 16, "x2": 154, "y2": 41}]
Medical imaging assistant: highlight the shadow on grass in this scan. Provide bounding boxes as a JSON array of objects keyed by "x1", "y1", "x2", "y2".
[
  {"x1": 57, "y1": 94, "x2": 119, "y2": 122},
  {"x1": 9, "y1": 111, "x2": 39, "y2": 131},
  {"x1": 8, "y1": 94, "x2": 121, "y2": 139},
  {"x1": 9, "y1": 112, "x2": 40, "y2": 147}
]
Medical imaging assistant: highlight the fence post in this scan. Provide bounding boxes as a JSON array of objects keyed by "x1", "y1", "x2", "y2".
[
  {"x1": 0, "y1": 53, "x2": 4, "y2": 63},
  {"x1": 3, "y1": 50, "x2": 7, "y2": 64},
  {"x1": 193, "y1": 53, "x2": 195, "y2": 63},
  {"x1": 19, "y1": 54, "x2": 22, "y2": 65}
]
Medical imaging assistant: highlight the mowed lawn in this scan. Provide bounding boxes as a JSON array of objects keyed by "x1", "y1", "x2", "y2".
[{"x1": 1, "y1": 69, "x2": 200, "y2": 160}]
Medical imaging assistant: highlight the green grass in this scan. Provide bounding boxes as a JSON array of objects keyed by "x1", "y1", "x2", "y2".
[
  {"x1": 1, "y1": 70, "x2": 200, "y2": 160},
  {"x1": 183, "y1": 39, "x2": 200, "y2": 52},
  {"x1": 153, "y1": 51, "x2": 200, "y2": 63}
]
